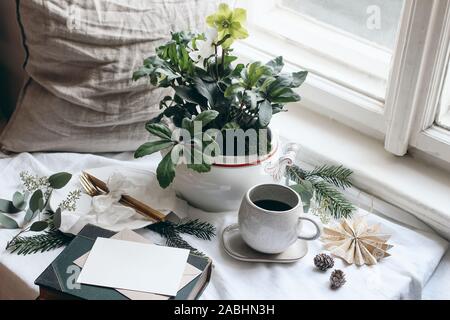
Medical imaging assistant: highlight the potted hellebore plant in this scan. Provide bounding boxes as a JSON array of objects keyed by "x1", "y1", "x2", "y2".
[{"x1": 133, "y1": 3, "x2": 307, "y2": 212}]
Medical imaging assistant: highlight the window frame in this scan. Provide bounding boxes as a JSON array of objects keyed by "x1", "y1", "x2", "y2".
[{"x1": 238, "y1": 0, "x2": 450, "y2": 166}]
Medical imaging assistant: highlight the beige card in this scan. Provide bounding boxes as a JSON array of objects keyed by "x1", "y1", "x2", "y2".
[{"x1": 74, "y1": 229, "x2": 202, "y2": 300}]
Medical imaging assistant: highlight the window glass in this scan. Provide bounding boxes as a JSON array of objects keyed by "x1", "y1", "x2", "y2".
[{"x1": 281, "y1": 0, "x2": 404, "y2": 50}]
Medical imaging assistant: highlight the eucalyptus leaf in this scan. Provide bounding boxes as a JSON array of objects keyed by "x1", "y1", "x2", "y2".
[
  {"x1": 48, "y1": 172, "x2": 72, "y2": 189},
  {"x1": 30, "y1": 221, "x2": 49, "y2": 232},
  {"x1": 29, "y1": 190, "x2": 43, "y2": 212},
  {"x1": 12, "y1": 192, "x2": 26, "y2": 211},
  {"x1": 0, "y1": 212, "x2": 19, "y2": 229},
  {"x1": 24, "y1": 208, "x2": 38, "y2": 223},
  {"x1": 53, "y1": 208, "x2": 62, "y2": 229},
  {"x1": 0, "y1": 199, "x2": 22, "y2": 214},
  {"x1": 134, "y1": 140, "x2": 174, "y2": 158}
]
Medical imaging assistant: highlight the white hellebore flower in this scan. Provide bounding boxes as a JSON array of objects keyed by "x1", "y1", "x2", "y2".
[{"x1": 189, "y1": 28, "x2": 218, "y2": 67}]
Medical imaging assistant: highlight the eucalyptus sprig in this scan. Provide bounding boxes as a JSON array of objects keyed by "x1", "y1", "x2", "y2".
[{"x1": 1, "y1": 171, "x2": 81, "y2": 254}]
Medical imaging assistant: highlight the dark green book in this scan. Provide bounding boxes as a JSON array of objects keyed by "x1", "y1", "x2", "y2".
[{"x1": 35, "y1": 224, "x2": 212, "y2": 300}]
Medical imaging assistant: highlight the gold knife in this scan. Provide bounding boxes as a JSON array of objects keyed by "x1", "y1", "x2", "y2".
[{"x1": 82, "y1": 171, "x2": 166, "y2": 222}]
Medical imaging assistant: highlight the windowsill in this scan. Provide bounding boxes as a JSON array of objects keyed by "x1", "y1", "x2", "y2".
[{"x1": 271, "y1": 105, "x2": 450, "y2": 240}]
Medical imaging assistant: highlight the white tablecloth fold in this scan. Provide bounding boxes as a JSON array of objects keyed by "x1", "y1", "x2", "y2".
[{"x1": 0, "y1": 152, "x2": 448, "y2": 299}]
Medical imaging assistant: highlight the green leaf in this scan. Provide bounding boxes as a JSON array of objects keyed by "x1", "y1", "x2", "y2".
[
  {"x1": 291, "y1": 71, "x2": 308, "y2": 87},
  {"x1": 188, "y1": 163, "x2": 212, "y2": 173},
  {"x1": 48, "y1": 172, "x2": 72, "y2": 189},
  {"x1": 29, "y1": 190, "x2": 43, "y2": 212},
  {"x1": 12, "y1": 192, "x2": 26, "y2": 211},
  {"x1": 224, "y1": 83, "x2": 244, "y2": 98},
  {"x1": 269, "y1": 87, "x2": 301, "y2": 103},
  {"x1": 242, "y1": 62, "x2": 271, "y2": 88},
  {"x1": 174, "y1": 86, "x2": 208, "y2": 107},
  {"x1": 266, "y1": 56, "x2": 284, "y2": 74},
  {"x1": 0, "y1": 212, "x2": 19, "y2": 229},
  {"x1": 290, "y1": 180, "x2": 314, "y2": 212},
  {"x1": 134, "y1": 140, "x2": 174, "y2": 158},
  {"x1": 193, "y1": 78, "x2": 217, "y2": 107},
  {"x1": 53, "y1": 208, "x2": 62, "y2": 229},
  {"x1": 194, "y1": 110, "x2": 219, "y2": 128},
  {"x1": 231, "y1": 63, "x2": 245, "y2": 77},
  {"x1": 258, "y1": 100, "x2": 273, "y2": 127},
  {"x1": 132, "y1": 67, "x2": 152, "y2": 81},
  {"x1": 30, "y1": 221, "x2": 49, "y2": 232},
  {"x1": 24, "y1": 208, "x2": 38, "y2": 223},
  {"x1": 244, "y1": 91, "x2": 258, "y2": 110},
  {"x1": 156, "y1": 150, "x2": 177, "y2": 189},
  {"x1": 0, "y1": 199, "x2": 22, "y2": 214},
  {"x1": 145, "y1": 123, "x2": 173, "y2": 140},
  {"x1": 222, "y1": 121, "x2": 240, "y2": 130}
]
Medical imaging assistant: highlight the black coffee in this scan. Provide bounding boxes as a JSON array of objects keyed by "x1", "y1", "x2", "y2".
[{"x1": 253, "y1": 199, "x2": 293, "y2": 211}]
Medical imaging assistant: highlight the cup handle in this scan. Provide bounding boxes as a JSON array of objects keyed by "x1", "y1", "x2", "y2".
[{"x1": 297, "y1": 216, "x2": 321, "y2": 241}]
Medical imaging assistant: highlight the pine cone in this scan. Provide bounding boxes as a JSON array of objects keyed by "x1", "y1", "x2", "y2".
[
  {"x1": 314, "y1": 253, "x2": 334, "y2": 271},
  {"x1": 330, "y1": 269, "x2": 346, "y2": 289}
]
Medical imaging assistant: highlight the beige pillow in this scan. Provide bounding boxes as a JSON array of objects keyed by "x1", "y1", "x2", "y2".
[{"x1": 0, "y1": 0, "x2": 217, "y2": 153}]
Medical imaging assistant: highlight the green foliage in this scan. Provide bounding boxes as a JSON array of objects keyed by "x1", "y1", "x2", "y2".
[
  {"x1": 6, "y1": 230, "x2": 74, "y2": 255},
  {"x1": 1, "y1": 171, "x2": 81, "y2": 256},
  {"x1": 311, "y1": 181, "x2": 355, "y2": 219},
  {"x1": 133, "y1": 4, "x2": 308, "y2": 189},
  {"x1": 48, "y1": 172, "x2": 72, "y2": 189},
  {"x1": 0, "y1": 213, "x2": 19, "y2": 229},
  {"x1": 147, "y1": 219, "x2": 216, "y2": 256},
  {"x1": 286, "y1": 164, "x2": 355, "y2": 219}
]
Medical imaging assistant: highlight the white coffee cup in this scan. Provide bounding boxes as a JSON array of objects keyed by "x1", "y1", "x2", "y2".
[{"x1": 238, "y1": 184, "x2": 321, "y2": 254}]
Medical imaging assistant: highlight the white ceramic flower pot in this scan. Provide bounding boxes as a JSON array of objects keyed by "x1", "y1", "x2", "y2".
[{"x1": 173, "y1": 135, "x2": 299, "y2": 212}]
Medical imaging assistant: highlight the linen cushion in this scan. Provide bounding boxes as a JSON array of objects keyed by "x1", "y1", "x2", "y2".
[{"x1": 0, "y1": 0, "x2": 216, "y2": 153}]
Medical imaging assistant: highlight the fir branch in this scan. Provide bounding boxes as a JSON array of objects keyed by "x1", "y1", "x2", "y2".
[
  {"x1": 147, "y1": 219, "x2": 215, "y2": 256},
  {"x1": 165, "y1": 231, "x2": 206, "y2": 257},
  {"x1": 311, "y1": 181, "x2": 355, "y2": 219},
  {"x1": 173, "y1": 219, "x2": 216, "y2": 240},
  {"x1": 304, "y1": 165, "x2": 353, "y2": 189},
  {"x1": 6, "y1": 230, "x2": 74, "y2": 255},
  {"x1": 285, "y1": 165, "x2": 308, "y2": 182}
]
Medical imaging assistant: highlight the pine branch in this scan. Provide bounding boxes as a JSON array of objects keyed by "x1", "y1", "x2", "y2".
[
  {"x1": 165, "y1": 231, "x2": 206, "y2": 257},
  {"x1": 147, "y1": 219, "x2": 215, "y2": 256},
  {"x1": 6, "y1": 230, "x2": 74, "y2": 255},
  {"x1": 312, "y1": 181, "x2": 355, "y2": 219},
  {"x1": 173, "y1": 219, "x2": 216, "y2": 240},
  {"x1": 285, "y1": 165, "x2": 308, "y2": 182},
  {"x1": 304, "y1": 165, "x2": 353, "y2": 189}
]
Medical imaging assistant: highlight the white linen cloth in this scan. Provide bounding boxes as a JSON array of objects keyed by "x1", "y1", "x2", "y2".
[
  {"x1": 0, "y1": 152, "x2": 448, "y2": 299},
  {"x1": 58, "y1": 169, "x2": 188, "y2": 235}
]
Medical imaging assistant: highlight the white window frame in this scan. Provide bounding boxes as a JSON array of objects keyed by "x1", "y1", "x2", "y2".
[
  {"x1": 236, "y1": 0, "x2": 450, "y2": 166},
  {"x1": 405, "y1": 0, "x2": 450, "y2": 163}
]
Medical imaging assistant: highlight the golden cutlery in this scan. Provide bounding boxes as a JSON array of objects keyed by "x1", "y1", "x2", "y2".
[{"x1": 80, "y1": 171, "x2": 166, "y2": 221}]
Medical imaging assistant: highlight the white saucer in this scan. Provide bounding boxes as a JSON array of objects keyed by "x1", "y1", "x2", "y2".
[{"x1": 221, "y1": 224, "x2": 308, "y2": 263}]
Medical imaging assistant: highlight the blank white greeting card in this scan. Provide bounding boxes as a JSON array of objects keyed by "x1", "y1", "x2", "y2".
[{"x1": 77, "y1": 237, "x2": 190, "y2": 296}]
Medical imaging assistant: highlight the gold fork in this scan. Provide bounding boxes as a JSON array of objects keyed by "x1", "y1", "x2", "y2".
[{"x1": 78, "y1": 173, "x2": 161, "y2": 222}]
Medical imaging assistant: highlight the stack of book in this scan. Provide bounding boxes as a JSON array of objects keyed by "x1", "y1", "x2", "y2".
[{"x1": 35, "y1": 224, "x2": 212, "y2": 300}]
